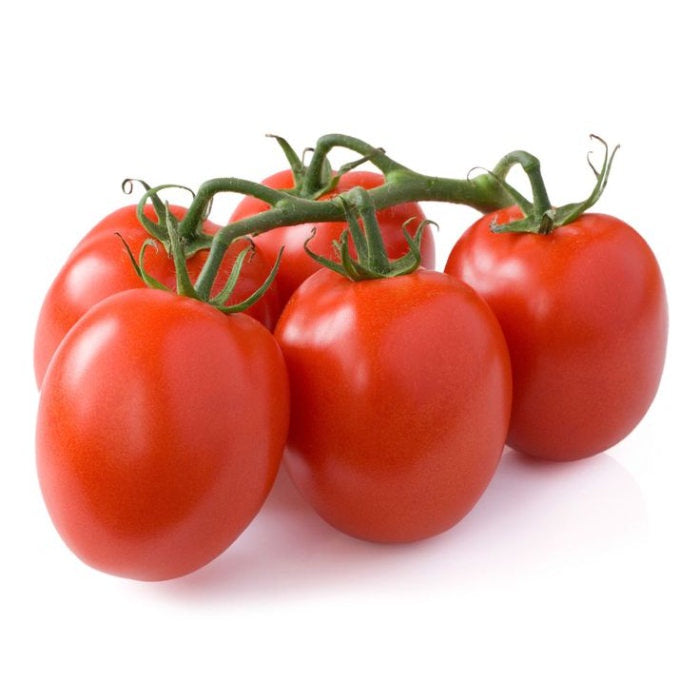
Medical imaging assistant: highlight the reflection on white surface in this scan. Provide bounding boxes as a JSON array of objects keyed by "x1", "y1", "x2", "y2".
[
  {"x1": 460, "y1": 448, "x2": 647, "y2": 571},
  {"x1": 159, "y1": 447, "x2": 647, "y2": 602}
]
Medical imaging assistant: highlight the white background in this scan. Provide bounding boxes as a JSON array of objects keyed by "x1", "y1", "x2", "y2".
[{"x1": 2, "y1": 1, "x2": 698, "y2": 698}]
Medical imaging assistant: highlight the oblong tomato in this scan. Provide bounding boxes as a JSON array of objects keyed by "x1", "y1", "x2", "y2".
[
  {"x1": 230, "y1": 170, "x2": 436, "y2": 311},
  {"x1": 274, "y1": 268, "x2": 511, "y2": 543},
  {"x1": 36, "y1": 289, "x2": 289, "y2": 581},
  {"x1": 445, "y1": 205, "x2": 668, "y2": 461},
  {"x1": 34, "y1": 204, "x2": 281, "y2": 387}
]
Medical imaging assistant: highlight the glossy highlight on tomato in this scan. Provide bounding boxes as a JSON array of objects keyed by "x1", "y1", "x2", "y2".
[
  {"x1": 230, "y1": 170, "x2": 436, "y2": 310},
  {"x1": 34, "y1": 204, "x2": 281, "y2": 388},
  {"x1": 445, "y1": 205, "x2": 668, "y2": 461},
  {"x1": 275, "y1": 268, "x2": 511, "y2": 543},
  {"x1": 36, "y1": 288, "x2": 289, "y2": 581}
]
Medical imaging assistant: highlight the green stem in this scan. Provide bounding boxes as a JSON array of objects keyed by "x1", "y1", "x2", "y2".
[
  {"x1": 490, "y1": 136, "x2": 619, "y2": 235},
  {"x1": 183, "y1": 133, "x2": 517, "y2": 296},
  {"x1": 306, "y1": 190, "x2": 427, "y2": 281},
  {"x1": 179, "y1": 177, "x2": 289, "y2": 241},
  {"x1": 164, "y1": 208, "x2": 198, "y2": 299},
  {"x1": 493, "y1": 150, "x2": 552, "y2": 215},
  {"x1": 193, "y1": 198, "x2": 340, "y2": 298},
  {"x1": 346, "y1": 187, "x2": 391, "y2": 275},
  {"x1": 301, "y1": 134, "x2": 411, "y2": 195},
  {"x1": 193, "y1": 166, "x2": 512, "y2": 298},
  {"x1": 371, "y1": 171, "x2": 514, "y2": 211}
]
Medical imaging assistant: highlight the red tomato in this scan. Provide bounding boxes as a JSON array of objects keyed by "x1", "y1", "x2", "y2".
[
  {"x1": 36, "y1": 288, "x2": 289, "y2": 581},
  {"x1": 34, "y1": 204, "x2": 281, "y2": 387},
  {"x1": 274, "y1": 268, "x2": 511, "y2": 543},
  {"x1": 445, "y1": 205, "x2": 668, "y2": 461},
  {"x1": 229, "y1": 170, "x2": 436, "y2": 310}
]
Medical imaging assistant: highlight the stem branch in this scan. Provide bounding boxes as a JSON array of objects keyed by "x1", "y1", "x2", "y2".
[
  {"x1": 193, "y1": 167, "x2": 513, "y2": 297},
  {"x1": 302, "y1": 134, "x2": 412, "y2": 195},
  {"x1": 179, "y1": 177, "x2": 290, "y2": 241}
]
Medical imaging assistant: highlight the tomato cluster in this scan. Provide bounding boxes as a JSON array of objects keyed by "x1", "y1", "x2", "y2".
[{"x1": 34, "y1": 136, "x2": 668, "y2": 581}]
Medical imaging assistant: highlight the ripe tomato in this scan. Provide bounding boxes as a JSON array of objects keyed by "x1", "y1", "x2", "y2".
[
  {"x1": 34, "y1": 204, "x2": 281, "y2": 387},
  {"x1": 36, "y1": 288, "x2": 289, "y2": 581},
  {"x1": 274, "y1": 268, "x2": 511, "y2": 543},
  {"x1": 229, "y1": 170, "x2": 436, "y2": 310},
  {"x1": 445, "y1": 205, "x2": 668, "y2": 461}
]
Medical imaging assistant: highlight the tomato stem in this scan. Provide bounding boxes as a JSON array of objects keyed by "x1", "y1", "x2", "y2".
[
  {"x1": 194, "y1": 197, "x2": 345, "y2": 298},
  {"x1": 266, "y1": 134, "x2": 336, "y2": 195},
  {"x1": 136, "y1": 134, "x2": 514, "y2": 296},
  {"x1": 304, "y1": 188, "x2": 425, "y2": 281},
  {"x1": 351, "y1": 188, "x2": 391, "y2": 275},
  {"x1": 490, "y1": 135, "x2": 620, "y2": 235},
  {"x1": 302, "y1": 134, "x2": 409, "y2": 195},
  {"x1": 190, "y1": 168, "x2": 513, "y2": 296},
  {"x1": 130, "y1": 182, "x2": 209, "y2": 252},
  {"x1": 164, "y1": 207, "x2": 199, "y2": 299},
  {"x1": 179, "y1": 178, "x2": 290, "y2": 243}
]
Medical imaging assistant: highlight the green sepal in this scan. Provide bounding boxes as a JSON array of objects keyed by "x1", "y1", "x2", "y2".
[
  {"x1": 310, "y1": 148, "x2": 386, "y2": 199},
  {"x1": 122, "y1": 179, "x2": 168, "y2": 225},
  {"x1": 210, "y1": 240, "x2": 255, "y2": 306},
  {"x1": 267, "y1": 134, "x2": 335, "y2": 197},
  {"x1": 114, "y1": 234, "x2": 170, "y2": 291},
  {"x1": 269, "y1": 135, "x2": 384, "y2": 201},
  {"x1": 490, "y1": 135, "x2": 620, "y2": 235},
  {"x1": 304, "y1": 230, "x2": 348, "y2": 277},
  {"x1": 340, "y1": 197, "x2": 369, "y2": 262},
  {"x1": 306, "y1": 188, "x2": 430, "y2": 282},
  {"x1": 338, "y1": 229, "x2": 368, "y2": 279},
  {"x1": 383, "y1": 218, "x2": 430, "y2": 278},
  {"x1": 163, "y1": 206, "x2": 198, "y2": 299},
  {"x1": 319, "y1": 156, "x2": 334, "y2": 195},
  {"x1": 548, "y1": 135, "x2": 620, "y2": 225},
  {"x1": 213, "y1": 246, "x2": 284, "y2": 315},
  {"x1": 133, "y1": 183, "x2": 196, "y2": 246},
  {"x1": 120, "y1": 207, "x2": 281, "y2": 315},
  {"x1": 392, "y1": 218, "x2": 430, "y2": 276},
  {"x1": 267, "y1": 134, "x2": 305, "y2": 191}
]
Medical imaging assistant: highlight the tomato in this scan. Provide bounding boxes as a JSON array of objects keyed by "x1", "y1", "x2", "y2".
[
  {"x1": 34, "y1": 204, "x2": 281, "y2": 387},
  {"x1": 36, "y1": 288, "x2": 289, "y2": 581},
  {"x1": 229, "y1": 170, "x2": 436, "y2": 310},
  {"x1": 445, "y1": 205, "x2": 668, "y2": 461},
  {"x1": 274, "y1": 268, "x2": 511, "y2": 543}
]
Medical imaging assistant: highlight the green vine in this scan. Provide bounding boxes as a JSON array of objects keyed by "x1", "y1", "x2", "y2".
[{"x1": 128, "y1": 132, "x2": 616, "y2": 303}]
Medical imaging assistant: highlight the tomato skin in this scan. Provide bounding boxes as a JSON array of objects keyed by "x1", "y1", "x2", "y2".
[
  {"x1": 230, "y1": 170, "x2": 436, "y2": 310},
  {"x1": 34, "y1": 204, "x2": 280, "y2": 387},
  {"x1": 36, "y1": 289, "x2": 289, "y2": 581},
  {"x1": 274, "y1": 268, "x2": 511, "y2": 543},
  {"x1": 445, "y1": 206, "x2": 668, "y2": 461}
]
